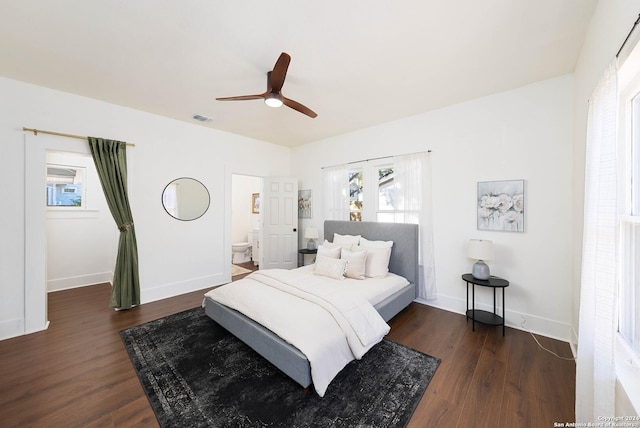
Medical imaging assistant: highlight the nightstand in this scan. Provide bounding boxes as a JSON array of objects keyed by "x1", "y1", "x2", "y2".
[
  {"x1": 298, "y1": 249, "x2": 317, "y2": 267},
  {"x1": 462, "y1": 273, "x2": 509, "y2": 336}
]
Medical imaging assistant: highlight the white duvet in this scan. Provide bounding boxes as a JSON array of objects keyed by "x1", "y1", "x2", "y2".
[{"x1": 204, "y1": 268, "x2": 393, "y2": 396}]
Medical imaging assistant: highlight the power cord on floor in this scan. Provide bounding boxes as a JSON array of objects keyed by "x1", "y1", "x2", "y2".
[{"x1": 520, "y1": 315, "x2": 576, "y2": 361}]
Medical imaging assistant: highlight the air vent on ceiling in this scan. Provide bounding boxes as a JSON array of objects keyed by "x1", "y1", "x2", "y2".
[{"x1": 192, "y1": 114, "x2": 212, "y2": 122}]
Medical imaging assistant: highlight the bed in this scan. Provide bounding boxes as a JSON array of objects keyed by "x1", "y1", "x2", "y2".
[{"x1": 203, "y1": 220, "x2": 418, "y2": 395}]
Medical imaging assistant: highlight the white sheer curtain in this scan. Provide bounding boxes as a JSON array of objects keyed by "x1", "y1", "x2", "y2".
[
  {"x1": 323, "y1": 164, "x2": 350, "y2": 221},
  {"x1": 393, "y1": 152, "x2": 436, "y2": 300},
  {"x1": 576, "y1": 60, "x2": 618, "y2": 423}
]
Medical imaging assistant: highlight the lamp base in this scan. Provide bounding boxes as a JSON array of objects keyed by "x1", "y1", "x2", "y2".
[
  {"x1": 307, "y1": 240, "x2": 317, "y2": 250},
  {"x1": 472, "y1": 260, "x2": 490, "y2": 280}
]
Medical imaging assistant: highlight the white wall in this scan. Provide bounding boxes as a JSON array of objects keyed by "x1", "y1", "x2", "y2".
[
  {"x1": 0, "y1": 75, "x2": 290, "y2": 340},
  {"x1": 292, "y1": 74, "x2": 574, "y2": 341},
  {"x1": 45, "y1": 151, "x2": 116, "y2": 292}
]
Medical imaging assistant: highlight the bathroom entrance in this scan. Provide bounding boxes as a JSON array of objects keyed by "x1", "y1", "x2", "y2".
[{"x1": 231, "y1": 174, "x2": 261, "y2": 274}]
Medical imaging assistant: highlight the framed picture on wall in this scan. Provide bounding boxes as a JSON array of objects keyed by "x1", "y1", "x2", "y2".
[
  {"x1": 477, "y1": 179, "x2": 524, "y2": 232},
  {"x1": 298, "y1": 189, "x2": 312, "y2": 218},
  {"x1": 251, "y1": 193, "x2": 260, "y2": 214}
]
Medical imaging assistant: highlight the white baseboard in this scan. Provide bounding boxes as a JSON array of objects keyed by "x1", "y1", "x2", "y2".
[
  {"x1": 47, "y1": 272, "x2": 113, "y2": 292},
  {"x1": 569, "y1": 326, "x2": 578, "y2": 358},
  {"x1": 416, "y1": 293, "x2": 574, "y2": 344}
]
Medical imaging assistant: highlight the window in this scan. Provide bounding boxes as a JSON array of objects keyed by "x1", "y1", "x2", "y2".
[
  {"x1": 377, "y1": 166, "x2": 395, "y2": 222},
  {"x1": 614, "y1": 46, "x2": 640, "y2": 413},
  {"x1": 618, "y1": 57, "x2": 640, "y2": 361},
  {"x1": 619, "y1": 91, "x2": 640, "y2": 357},
  {"x1": 336, "y1": 159, "x2": 421, "y2": 222},
  {"x1": 619, "y1": 221, "x2": 640, "y2": 355},
  {"x1": 46, "y1": 164, "x2": 86, "y2": 208},
  {"x1": 343, "y1": 162, "x2": 406, "y2": 222},
  {"x1": 349, "y1": 170, "x2": 363, "y2": 221},
  {"x1": 325, "y1": 159, "x2": 426, "y2": 223}
]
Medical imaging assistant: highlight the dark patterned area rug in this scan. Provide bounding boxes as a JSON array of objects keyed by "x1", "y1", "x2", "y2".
[{"x1": 121, "y1": 307, "x2": 440, "y2": 428}]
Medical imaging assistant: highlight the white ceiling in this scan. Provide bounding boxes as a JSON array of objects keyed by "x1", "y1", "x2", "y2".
[{"x1": 0, "y1": 1, "x2": 598, "y2": 147}]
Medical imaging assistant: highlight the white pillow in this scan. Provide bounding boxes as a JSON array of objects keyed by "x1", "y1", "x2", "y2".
[
  {"x1": 321, "y1": 239, "x2": 353, "y2": 251},
  {"x1": 359, "y1": 237, "x2": 394, "y2": 248},
  {"x1": 313, "y1": 255, "x2": 347, "y2": 280},
  {"x1": 341, "y1": 248, "x2": 367, "y2": 280},
  {"x1": 353, "y1": 241, "x2": 393, "y2": 278},
  {"x1": 317, "y1": 244, "x2": 341, "y2": 259},
  {"x1": 333, "y1": 233, "x2": 361, "y2": 246}
]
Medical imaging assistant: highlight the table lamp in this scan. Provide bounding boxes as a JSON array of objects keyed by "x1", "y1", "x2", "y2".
[
  {"x1": 467, "y1": 239, "x2": 494, "y2": 280},
  {"x1": 305, "y1": 227, "x2": 319, "y2": 250}
]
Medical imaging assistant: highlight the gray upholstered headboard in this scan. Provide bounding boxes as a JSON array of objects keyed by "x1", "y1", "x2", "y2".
[{"x1": 323, "y1": 220, "x2": 419, "y2": 287}]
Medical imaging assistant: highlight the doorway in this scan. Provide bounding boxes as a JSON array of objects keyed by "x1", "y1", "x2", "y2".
[
  {"x1": 25, "y1": 134, "x2": 91, "y2": 333},
  {"x1": 25, "y1": 135, "x2": 119, "y2": 334},
  {"x1": 231, "y1": 174, "x2": 261, "y2": 274},
  {"x1": 45, "y1": 150, "x2": 116, "y2": 293}
]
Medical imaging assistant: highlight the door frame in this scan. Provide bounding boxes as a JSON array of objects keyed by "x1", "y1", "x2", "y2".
[
  {"x1": 24, "y1": 133, "x2": 92, "y2": 334},
  {"x1": 229, "y1": 172, "x2": 262, "y2": 267},
  {"x1": 225, "y1": 167, "x2": 263, "y2": 277}
]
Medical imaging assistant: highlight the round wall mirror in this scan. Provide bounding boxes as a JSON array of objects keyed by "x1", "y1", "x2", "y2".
[{"x1": 162, "y1": 177, "x2": 210, "y2": 221}]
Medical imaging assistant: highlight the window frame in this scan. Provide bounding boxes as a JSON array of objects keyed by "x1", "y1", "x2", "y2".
[
  {"x1": 342, "y1": 158, "x2": 411, "y2": 223},
  {"x1": 45, "y1": 163, "x2": 87, "y2": 210},
  {"x1": 615, "y1": 58, "x2": 640, "y2": 413},
  {"x1": 376, "y1": 164, "x2": 396, "y2": 222}
]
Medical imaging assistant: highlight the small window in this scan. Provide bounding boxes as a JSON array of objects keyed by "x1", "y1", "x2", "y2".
[
  {"x1": 349, "y1": 170, "x2": 363, "y2": 221},
  {"x1": 377, "y1": 166, "x2": 395, "y2": 222},
  {"x1": 46, "y1": 164, "x2": 86, "y2": 208}
]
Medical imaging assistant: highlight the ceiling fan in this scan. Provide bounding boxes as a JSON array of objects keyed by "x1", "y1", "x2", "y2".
[{"x1": 216, "y1": 52, "x2": 318, "y2": 118}]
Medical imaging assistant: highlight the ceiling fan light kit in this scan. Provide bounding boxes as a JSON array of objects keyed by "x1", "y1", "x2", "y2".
[
  {"x1": 216, "y1": 52, "x2": 317, "y2": 118},
  {"x1": 264, "y1": 92, "x2": 283, "y2": 108}
]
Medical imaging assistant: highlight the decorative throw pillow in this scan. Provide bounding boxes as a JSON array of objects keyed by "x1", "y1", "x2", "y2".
[
  {"x1": 313, "y1": 255, "x2": 347, "y2": 280},
  {"x1": 317, "y1": 244, "x2": 341, "y2": 259},
  {"x1": 354, "y1": 238, "x2": 393, "y2": 278},
  {"x1": 333, "y1": 233, "x2": 361, "y2": 246},
  {"x1": 341, "y1": 248, "x2": 367, "y2": 280}
]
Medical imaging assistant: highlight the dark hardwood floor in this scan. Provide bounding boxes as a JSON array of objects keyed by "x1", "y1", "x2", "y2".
[
  {"x1": 388, "y1": 304, "x2": 575, "y2": 427},
  {"x1": 0, "y1": 266, "x2": 575, "y2": 427}
]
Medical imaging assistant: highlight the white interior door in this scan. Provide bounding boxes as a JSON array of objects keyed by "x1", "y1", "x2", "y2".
[{"x1": 260, "y1": 177, "x2": 298, "y2": 270}]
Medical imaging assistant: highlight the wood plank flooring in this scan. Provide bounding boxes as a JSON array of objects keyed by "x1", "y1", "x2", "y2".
[
  {"x1": 0, "y1": 272, "x2": 575, "y2": 427},
  {"x1": 388, "y1": 304, "x2": 575, "y2": 427}
]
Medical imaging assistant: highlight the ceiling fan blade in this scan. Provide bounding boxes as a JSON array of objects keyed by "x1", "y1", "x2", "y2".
[
  {"x1": 216, "y1": 94, "x2": 264, "y2": 101},
  {"x1": 283, "y1": 97, "x2": 317, "y2": 118},
  {"x1": 270, "y1": 52, "x2": 291, "y2": 93}
]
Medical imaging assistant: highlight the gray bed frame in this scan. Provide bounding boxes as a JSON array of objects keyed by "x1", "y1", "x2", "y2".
[{"x1": 204, "y1": 220, "x2": 419, "y2": 389}]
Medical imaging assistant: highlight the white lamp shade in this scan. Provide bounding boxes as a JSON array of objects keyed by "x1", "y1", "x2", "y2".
[
  {"x1": 304, "y1": 227, "x2": 319, "y2": 240},
  {"x1": 467, "y1": 239, "x2": 494, "y2": 261}
]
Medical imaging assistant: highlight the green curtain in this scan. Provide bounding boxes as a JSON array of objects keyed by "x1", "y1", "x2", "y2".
[{"x1": 88, "y1": 137, "x2": 140, "y2": 310}]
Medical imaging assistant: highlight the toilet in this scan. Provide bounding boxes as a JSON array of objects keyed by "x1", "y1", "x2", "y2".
[{"x1": 232, "y1": 242, "x2": 252, "y2": 264}]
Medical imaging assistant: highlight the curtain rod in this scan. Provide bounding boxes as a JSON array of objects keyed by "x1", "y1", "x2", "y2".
[
  {"x1": 321, "y1": 149, "x2": 431, "y2": 170},
  {"x1": 22, "y1": 127, "x2": 136, "y2": 147},
  {"x1": 617, "y1": 13, "x2": 640, "y2": 58}
]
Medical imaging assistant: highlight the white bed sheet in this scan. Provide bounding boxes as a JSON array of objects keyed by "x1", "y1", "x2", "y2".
[{"x1": 294, "y1": 264, "x2": 410, "y2": 306}]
